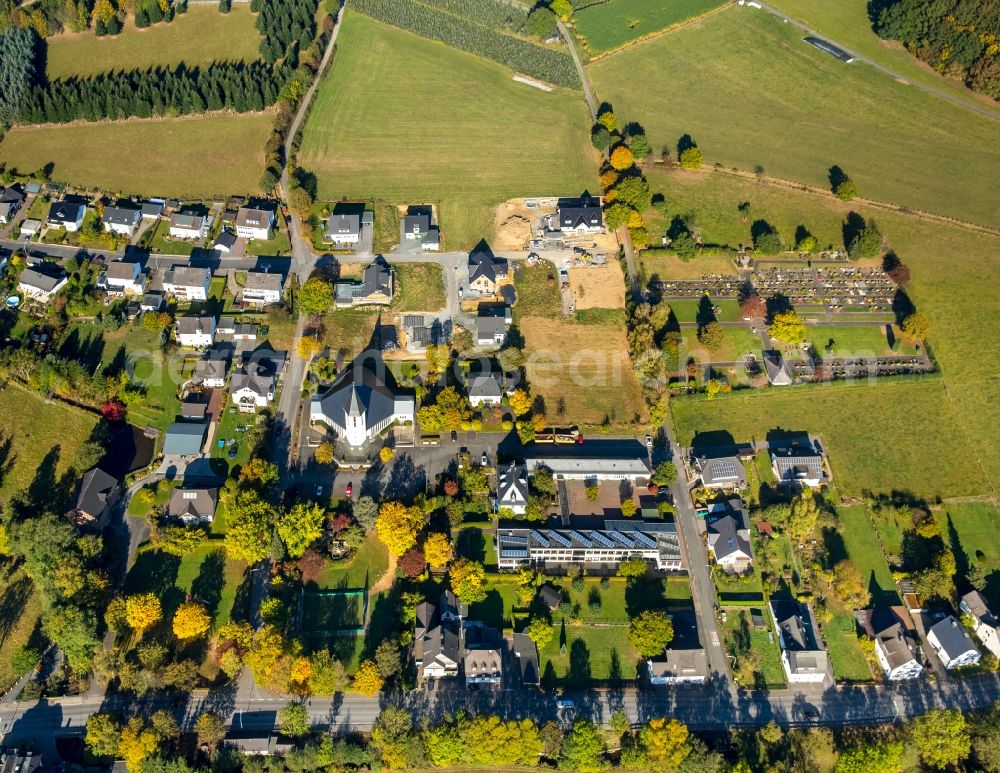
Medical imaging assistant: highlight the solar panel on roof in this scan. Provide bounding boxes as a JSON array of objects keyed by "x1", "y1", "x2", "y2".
[
  {"x1": 503, "y1": 534, "x2": 529, "y2": 546},
  {"x1": 530, "y1": 530, "x2": 550, "y2": 547},
  {"x1": 606, "y1": 520, "x2": 676, "y2": 533},
  {"x1": 710, "y1": 459, "x2": 739, "y2": 480},
  {"x1": 608, "y1": 530, "x2": 636, "y2": 547},
  {"x1": 590, "y1": 531, "x2": 615, "y2": 548},
  {"x1": 605, "y1": 520, "x2": 639, "y2": 532},
  {"x1": 548, "y1": 531, "x2": 572, "y2": 547},
  {"x1": 500, "y1": 549, "x2": 529, "y2": 559},
  {"x1": 632, "y1": 532, "x2": 657, "y2": 548},
  {"x1": 568, "y1": 530, "x2": 592, "y2": 547}
]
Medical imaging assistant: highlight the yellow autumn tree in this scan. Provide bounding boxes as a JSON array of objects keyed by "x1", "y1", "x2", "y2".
[
  {"x1": 92, "y1": 0, "x2": 117, "y2": 25},
  {"x1": 379, "y1": 446, "x2": 394, "y2": 463},
  {"x1": 353, "y1": 659, "x2": 384, "y2": 696},
  {"x1": 124, "y1": 593, "x2": 162, "y2": 636},
  {"x1": 289, "y1": 655, "x2": 313, "y2": 695},
  {"x1": 314, "y1": 441, "x2": 335, "y2": 465},
  {"x1": 375, "y1": 501, "x2": 425, "y2": 556},
  {"x1": 609, "y1": 145, "x2": 634, "y2": 171},
  {"x1": 118, "y1": 717, "x2": 159, "y2": 772},
  {"x1": 423, "y1": 532, "x2": 452, "y2": 570},
  {"x1": 600, "y1": 170, "x2": 619, "y2": 190},
  {"x1": 172, "y1": 602, "x2": 211, "y2": 641},
  {"x1": 508, "y1": 389, "x2": 532, "y2": 417},
  {"x1": 641, "y1": 718, "x2": 691, "y2": 769},
  {"x1": 296, "y1": 335, "x2": 322, "y2": 360}
]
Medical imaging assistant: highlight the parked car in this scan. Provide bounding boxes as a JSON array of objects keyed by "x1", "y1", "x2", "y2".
[
  {"x1": 315, "y1": 484, "x2": 323, "y2": 497},
  {"x1": 646, "y1": 435, "x2": 653, "y2": 448},
  {"x1": 481, "y1": 451, "x2": 489, "y2": 466},
  {"x1": 344, "y1": 482, "x2": 353, "y2": 497},
  {"x1": 556, "y1": 700, "x2": 575, "y2": 710}
]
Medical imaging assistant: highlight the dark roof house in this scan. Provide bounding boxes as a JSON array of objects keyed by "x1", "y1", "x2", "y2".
[{"x1": 66, "y1": 467, "x2": 119, "y2": 531}]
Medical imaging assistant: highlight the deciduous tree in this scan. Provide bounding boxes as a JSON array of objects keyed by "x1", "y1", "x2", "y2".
[
  {"x1": 560, "y1": 719, "x2": 607, "y2": 772},
  {"x1": 423, "y1": 532, "x2": 452, "y2": 570},
  {"x1": 278, "y1": 502, "x2": 325, "y2": 558},
  {"x1": 769, "y1": 310, "x2": 806, "y2": 344},
  {"x1": 299, "y1": 276, "x2": 333, "y2": 316},
  {"x1": 125, "y1": 593, "x2": 162, "y2": 636},
  {"x1": 526, "y1": 616, "x2": 554, "y2": 648},
  {"x1": 678, "y1": 147, "x2": 703, "y2": 169},
  {"x1": 296, "y1": 335, "x2": 322, "y2": 360},
  {"x1": 508, "y1": 388, "x2": 532, "y2": 417},
  {"x1": 697, "y1": 321, "x2": 725, "y2": 352},
  {"x1": 910, "y1": 708, "x2": 970, "y2": 769},
  {"x1": 352, "y1": 659, "x2": 384, "y2": 695},
  {"x1": 628, "y1": 610, "x2": 674, "y2": 656},
  {"x1": 172, "y1": 602, "x2": 211, "y2": 641},
  {"x1": 279, "y1": 702, "x2": 311, "y2": 737},
  {"x1": 609, "y1": 145, "x2": 635, "y2": 171},
  {"x1": 314, "y1": 441, "x2": 334, "y2": 465},
  {"x1": 225, "y1": 489, "x2": 275, "y2": 564},
  {"x1": 376, "y1": 501, "x2": 425, "y2": 556},
  {"x1": 902, "y1": 311, "x2": 930, "y2": 342},
  {"x1": 831, "y1": 559, "x2": 869, "y2": 610},
  {"x1": 450, "y1": 558, "x2": 487, "y2": 604},
  {"x1": 86, "y1": 712, "x2": 122, "y2": 758},
  {"x1": 194, "y1": 712, "x2": 226, "y2": 748}
]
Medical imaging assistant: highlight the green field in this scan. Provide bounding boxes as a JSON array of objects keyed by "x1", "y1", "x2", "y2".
[
  {"x1": 175, "y1": 544, "x2": 247, "y2": 628},
  {"x1": 0, "y1": 113, "x2": 273, "y2": 198},
  {"x1": 802, "y1": 325, "x2": 917, "y2": 357},
  {"x1": 301, "y1": 591, "x2": 366, "y2": 633},
  {"x1": 670, "y1": 379, "x2": 983, "y2": 498},
  {"x1": 681, "y1": 326, "x2": 762, "y2": 363},
  {"x1": 0, "y1": 563, "x2": 43, "y2": 693},
  {"x1": 393, "y1": 264, "x2": 447, "y2": 312},
  {"x1": 298, "y1": 13, "x2": 599, "y2": 250},
  {"x1": 666, "y1": 298, "x2": 742, "y2": 323},
  {"x1": 764, "y1": 0, "x2": 1000, "y2": 114},
  {"x1": 0, "y1": 383, "x2": 98, "y2": 506},
  {"x1": 45, "y1": 6, "x2": 261, "y2": 80},
  {"x1": 573, "y1": 0, "x2": 728, "y2": 55},
  {"x1": 823, "y1": 609, "x2": 873, "y2": 683},
  {"x1": 588, "y1": 7, "x2": 1000, "y2": 227},
  {"x1": 834, "y1": 505, "x2": 898, "y2": 605}
]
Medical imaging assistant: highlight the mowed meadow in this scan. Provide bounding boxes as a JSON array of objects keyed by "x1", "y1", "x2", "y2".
[
  {"x1": 0, "y1": 113, "x2": 273, "y2": 197},
  {"x1": 44, "y1": 6, "x2": 262, "y2": 80},
  {"x1": 588, "y1": 6, "x2": 1000, "y2": 227},
  {"x1": 297, "y1": 13, "x2": 599, "y2": 249}
]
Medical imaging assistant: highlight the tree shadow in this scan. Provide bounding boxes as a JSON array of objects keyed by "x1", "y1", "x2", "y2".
[
  {"x1": 0, "y1": 576, "x2": 33, "y2": 649},
  {"x1": 750, "y1": 219, "x2": 776, "y2": 243},
  {"x1": 27, "y1": 446, "x2": 60, "y2": 513},
  {"x1": 676, "y1": 134, "x2": 696, "y2": 155},
  {"x1": 821, "y1": 526, "x2": 847, "y2": 566},
  {"x1": 892, "y1": 289, "x2": 916, "y2": 325},
  {"x1": 625, "y1": 578, "x2": 667, "y2": 617},
  {"x1": 764, "y1": 294, "x2": 794, "y2": 320},
  {"x1": 455, "y1": 528, "x2": 486, "y2": 563},
  {"x1": 842, "y1": 212, "x2": 866, "y2": 249},
  {"x1": 945, "y1": 513, "x2": 971, "y2": 588},
  {"x1": 190, "y1": 548, "x2": 226, "y2": 618},
  {"x1": 867, "y1": 570, "x2": 900, "y2": 607},
  {"x1": 827, "y1": 165, "x2": 849, "y2": 191},
  {"x1": 468, "y1": 590, "x2": 505, "y2": 631},
  {"x1": 0, "y1": 434, "x2": 15, "y2": 491},
  {"x1": 567, "y1": 638, "x2": 591, "y2": 687},
  {"x1": 695, "y1": 295, "x2": 717, "y2": 329},
  {"x1": 103, "y1": 344, "x2": 128, "y2": 379}
]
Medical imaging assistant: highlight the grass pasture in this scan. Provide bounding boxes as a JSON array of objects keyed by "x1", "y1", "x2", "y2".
[
  {"x1": 833, "y1": 505, "x2": 898, "y2": 604},
  {"x1": 298, "y1": 13, "x2": 599, "y2": 250},
  {"x1": 0, "y1": 113, "x2": 273, "y2": 198},
  {"x1": 573, "y1": 0, "x2": 728, "y2": 55},
  {"x1": 393, "y1": 263, "x2": 447, "y2": 312},
  {"x1": 521, "y1": 315, "x2": 648, "y2": 426},
  {"x1": 936, "y1": 503, "x2": 1000, "y2": 606},
  {"x1": 45, "y1": 6, "x2": 261, "y2": 80},
  {"x1": 670, "y1": 379, "x2": 984, "y2": 497},
  {"x1": 588, "y1": 7, "x2": 1000, "y2": 227}
]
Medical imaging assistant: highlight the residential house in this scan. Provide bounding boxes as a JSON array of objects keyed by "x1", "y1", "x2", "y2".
[
  {"x1": 163, "y1": 266, "x2": 211, "y2": 300},
  {"x1": 325, "y1": 213, "x2": 361, "y2": 247},
  {"x1": 496, "y1": 520, "x2": 682, "y2": 571},
  {"x1": 162, "y1": 421, "x2": 207, "y2": 457},
  {"x1": 310, "y1": 328, "x2": 414, "y2": 448},
  {"x1": 102, "y1": 205, "x2": 141, "y2": 236},
  {"x1": 65, "y1": 468, "x2": 120, "y2": 531},
  {"x1": 169, "y1": 212, "x2": 208, "y2": 240},
  {"x1": 511, "y1": 632, "x2": 540, "y2": 686},
  {"x1": 476, "y1": 304, "x2": 510, "y2": 347},
  {"x1": 770, "y1": 447, "x2": 828, "y2": 488},
  {"x1": 763, "y1": 351, "x2": 793, "y2": 386},
  {"x1": 214, "y1": 230, "x2": 238, "y2": 254},
  {"x1": 104, "y1": 261, "x2": 145, "y2": 295},
  {"x1": 46, "y1": 200, "x2": 86, "y2": 232},
  {"x1": 193, "y1": 356, "x2": 228, "y2": 388},
  {"x1": 960, "y1": 591, "x2": 1000, "y2": 659},
  {"x1": 180, "y1": 401, "x2": 207, "y2": 421},
  {"x1": 0, "y1": 185, "x2": 26, "y2": 223},
  {"x1": 464, "y1": 625, "x2": 503, "y2": 686},
  {"x1": 242, "y1": 271, "x2": 283, "y2": 305},
  {"x1": 141, "y1": 200, "x2": 165, "y2": 220},
  {"x1": 234, "y1": 323, "x2": 258, "y2": 341},
  {"x1": 402, "y1": 314, "x2": 437, "y2": 353},
  {"x1": 496, "y1": 462, "x2": 529, "y2": 516},
  {"x1": 692, "y1": 453, "x2": 746, "y2": 490},
  {"x1": 414, "y1": 595, "x2": 461, "y2": 680},
  {"x1": 176, "y1": 316, "x2": 216, "y2": 348},
  {"x1": 231, "y1": 368, "x2": 274, "y2": 413},
  {"x1": 217, "y1": 316, "x2": 236, "y2": 336},
  {"x1": 18, "y1": 262, "x2": 68, "y2": 301},
  {"x1": 403, "y1": 211, "x2": 440, "y2": 250},
  {"x1": 334, "y1": 257, "x2": 394, "y2": 307},
  {"x1": 535, "y1": 585, "x2": 562, "y2": 611},
  {"x1": 770, "y1": 599, "x2": 830, "y2": 683},
  {"x1": 706, "y1": 500, "x2": 753, "y2": 572},
  {"x1": 647, "y1": 648, "x2": 709, "y2": 685},
  {"x1": 927, "y1": 616, "x2": 981, "y2": 669},
  {"x1": 468, "y1": 249, "x2": 509, "y2": 296},
  {"x1": 166, "y1": 488, "x2": 218, "y2": 524},
  {"x1": 856, "y1": 607, "x2": 923, "y2": 681},
  {"x1": 140, "y1": 291, "x2": 164, "y2": 312},
  {"x1": 19, "y1": 219, "x2": 41, "y2": 239},
  {"x1": 556, "y1": 195, "x2": 604, "y2": 233},
  {"x1": 468, "y1": 371, "x2": 503, "y2": 406},
  {"x1": 235, "y1": 206, "x2": 275, "y2": 241}
]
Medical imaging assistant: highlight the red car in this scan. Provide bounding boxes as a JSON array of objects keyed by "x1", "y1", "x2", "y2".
[
  {"x1": 576, "y1": 434, "x2": 584, "y2": 444},
  {"x1": 344, "y1": 482, "x2": 353, "y2": 497}
]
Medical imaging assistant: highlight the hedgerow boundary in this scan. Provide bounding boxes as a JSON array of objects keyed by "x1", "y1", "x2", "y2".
[{"x1": 348, "y1": 0, "x2": 580, "y2": 88}]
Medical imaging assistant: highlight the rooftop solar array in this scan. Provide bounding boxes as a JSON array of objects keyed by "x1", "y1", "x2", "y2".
[
  {"x1": 530, "y1": 530, "x2": 550, "y2": 547},
  {"x1": 608, "y1": 530, "x2": 636, "y2": 547},
  {"x1": 500, "y1": 549, "x2": 529, "y2": 559},
  {"x1": 568, "y1": 530, "x2": 592, "y2": 547},
  {"x1": 548, "y1": 531, "x2": 572, "y2": 547},
  {"x1": 632, "y1": 532, "x2": 657, "y2": 549},
  {"x1": 503, "y1": 534, "x2": 529, "y2": 546},
  {"x1": 590, "y1": 531, "x2": 615, "y2": 548},
  {"x1": 708, "y1": 459, "x2": 740, "y2": 480},
  {"x1": 605, "y1": 520, "x2": 676, "y2": 533}
]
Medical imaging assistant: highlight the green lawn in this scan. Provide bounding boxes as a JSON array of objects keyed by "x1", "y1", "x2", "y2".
[
  {"x1": 801, "y1": 325, "x2": 918, "y2": 357},
  {"x1": 588, "y1": 6, "x2": 1000, "y2": 227},
  {"x1": 321, "y1": 309, "x2": 377, "y2": 360},
  {"x1": 0, "y1": 383, "x2": 98, "y2": 507},
  {"x1": 316, "y1": 536, "x2": 389, "y2": 590},
  {"x1": 393, "y1": 263, "x2": 446, "y2": 312},
  {"x1": 45, "y1": 6, "x2": 261, "y2": 80},
  {"x1": 513, "y1": 261, "x2": 562, "y2": 320},
  {"x1": 936, "y1": 503, "x2": 1000, "y2": 607},
  {"x1": 670, "y1": 379, "x2": 984, "y2": 498},
  {"x1": 175, "y1": 543, "x2": 247, "y2": 628},
  {"x1": 573, "y1": 0, "x2": 728, "y2": 55},
  {"x1": 0, "y1": 563, "x2": 43, "y2": 693},
  {"x1": 666, "y1": 297, "x2": 742, "y2": 323},
  {"x1": 823, "y1": 608, "x2": 873, "y2": 683},
  {"x1": 210, "y1": 408, "x2": 258, "y2": 472},
  {"x1": 721, "y1": 608, "x2": 786, "y2": 689},
  {"x1": 539, "y1": 624, "x2": 645, "y2": 685},
  {"x1": 0, "y1": 113, "x2": 273, "y2": 198},
  {"x1": 144, "y1": 219, "x2": 197, "y2": 256},
  {"x1": 298, "y1": 13, "x2": 599, "y2": 250},
  {"x1": 714, "y1": 570, "x2": 764, "y2": 603},
  {"x1": 681, "y1": 326, "x2": 762, "y2": 363},
  {"x1": 244, "y1": 219, "x2": 292, "y2": 257},
  {"x1": 834, "y1": 504, "x2": 898, "y2": 605},
  {"x1": 126, "y1": 480, "x2": 177, "y2": 518}
]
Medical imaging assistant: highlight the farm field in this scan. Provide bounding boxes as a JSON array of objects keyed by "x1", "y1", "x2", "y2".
[
  {"x1": 0, "y1": 113, "x2": 273, "y2": 198},
  {"x1": 521, "y1": 315, "x2": 648, "y2": 427},
  {"x1": 670, "y1": 379, "x2": 983, "y2": 498},
  {"x1": 45, "y1": 6, "x2": 261, "y2": 80},
  {"x1": 0, "y1": 383, "x2": 98, "y2": 506},
  {"x1": 297, "y1": 14, "x2": 599, "y2": 250},
  {"x1": 588, "y1": 7, "x2": 1000, "y2": 227},
  {"x1": 641, "y1": 170, "x2": 1000, "y2": 498},
  {"x1": 573, "y1": 0, "x2": 728, "y2": 55},
  {"x1": 764, "y1": 0, "x2": 1000, "y2": 113}
]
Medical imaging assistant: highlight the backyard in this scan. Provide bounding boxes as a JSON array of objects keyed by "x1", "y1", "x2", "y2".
[
  {"x1": 720, "y1": 608, "x2": 786, "y2": 689},
  {"x1": 316, "y1": 536, "x2": 390, "y2": 591},
  {"x1": 297, "y1": 14, "x2": 599, "y2": 250}
]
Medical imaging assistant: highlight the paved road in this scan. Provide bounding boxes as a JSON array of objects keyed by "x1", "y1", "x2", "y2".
[{"x1": 754, "y1": 2, "x2": 1000, "y2": 122}]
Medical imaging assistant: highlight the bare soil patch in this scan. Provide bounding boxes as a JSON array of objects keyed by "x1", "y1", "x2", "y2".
[{"x1": 568, "y1": 261, "x2": 626, "y2": 309}]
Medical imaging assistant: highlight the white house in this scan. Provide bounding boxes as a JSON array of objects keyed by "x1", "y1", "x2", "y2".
[
  {"x1": 556, "y1": 195, "x2": 604, "y2": 233},
  {"x1": 467, "y1": 372, "x2": 503, "y2": 407},
  {"x1": 163, "y1": 266, "x2": 211, "y2": 300},
  {"x1": 192, "y1": 357, "x2": 227, "y2": 388},
  {"x1": 18, "y1": 263, "x2": 68, "y2": 301},
  {"x1": 927, "y1": 616, "x2": 981, "y2": 670},
  {"x1": 234, "y1": 207, "x2": 275, "y2": 241},
  {"x1": 706, "y1": 501, "x2": 753, "y2": 572},
  {"x1": 770, "y1": 599, "x2": 829, "y2": 684},
  {"x1": 325, "y1": 213, "x2": 361, "y2": 247},
  {"x1": 47, "y1": 201, "x2": 86, "y2": 232},
  {"x1": 496, "y1": 463, "x2": 528, "y2": 516},
  {"x1": 104, "y1": 261, "x2": 145, "y2": 295},
  {"x1": 169, "y1": 212, "x2": 208, "y2": 240},
  {"x1": 647, "y1": 649, "x2": 709, "y2": 685},
  {"x1": 102, "y1": 205, "x2": 142, "y2": 236},
  {"x1": 770, "y1": 448, "x2": 828, "y2": 488},
  {"x1": 960, "y1": 591, "x2": 1000, "y2": 659},
  {"x1": 241, "y1": 271, "x2": 283, "y2": 305},
  {"x1": 231, "y1": 368, "x2": 274, "y2": 413},
  {"x1": 0, "y1": 186, "x2": 25, "y2": 224},
  {"x1": 175, "y1": 316, "x2": 216, "y2": 348},
  {"x1": 19, "y1": 219, "x2": 41, "y2": 239}
]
